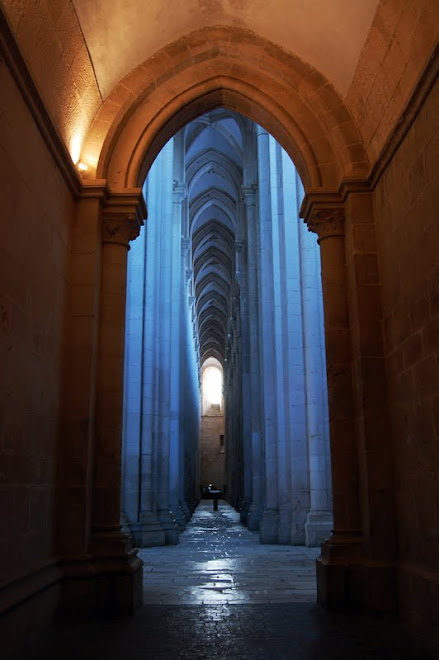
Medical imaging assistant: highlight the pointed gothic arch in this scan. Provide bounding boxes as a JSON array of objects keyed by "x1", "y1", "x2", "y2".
[{"x1": 80, "y1": 27, "x2": 368, "y2": 192}]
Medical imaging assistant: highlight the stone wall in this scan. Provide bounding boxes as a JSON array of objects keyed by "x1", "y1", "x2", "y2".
[
  {"x1": 0, "y1": 50, "x2": 72, "y2": 650},
  {"x1": 200, "y1": 407, "x2": 225, "y2": 491},
  {"x1": 374, "y1": 75, "x2": 439, "y2": 639},
  {"x1": 1, "y1": 0, "x2": 100, "y2": 160},
  {"x1": 346, "y1": 0, "x2": 438, "y2": 163}
]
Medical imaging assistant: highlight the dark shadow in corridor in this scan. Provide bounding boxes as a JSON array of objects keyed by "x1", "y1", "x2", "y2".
[{"x1": 31, "y1": 502, "x2": 432, "y2": 659}]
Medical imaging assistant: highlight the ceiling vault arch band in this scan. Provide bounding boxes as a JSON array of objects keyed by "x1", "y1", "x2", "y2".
[
  {"x1": 80, "y1": 27, "x2": 369, "y2": 194},
  {"x1": 182, "y1": 110, "x2": 243, "y2": 364}
]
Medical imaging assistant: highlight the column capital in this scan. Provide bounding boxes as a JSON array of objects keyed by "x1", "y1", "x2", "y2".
[
  {"x1": 102, "y1": 213, "x2": 141, "y2": 247},
  {"x1": 102, "y1": 190, "x2": 147, "y2": 248},
  {"x1": 307, "y1": 208, "x2": 345, "y2": 243},
  {"x1": 300, "y1": 192, "x2": 345, "y2": 243}
]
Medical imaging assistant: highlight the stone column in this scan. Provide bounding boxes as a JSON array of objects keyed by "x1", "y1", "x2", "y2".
[
  {"x1": 301, "y1": 223, "x2": 333, "y2": 545},
  {"x1": 296, "y1": 185, "x2": 333, "y2": 547},
  {"x1": 343, "y1": 190, "x2": 396, "y2": 610},
  {"x1": 270, "y1": 137, "x2": 292, "y2": 545},
  {"x1": 241, "y1": 185, "x2": 263, "y2": 531},
  {"x1": 172, "y1": 134, "x2": 193, "y2": 521},
  {"x1": 277, "y1": 154, "x2": 308, "y2": 545},
  {"x1": 235, "y1": 238, "x2": 252, "y2": 523},
  {"x1": 122, "y1": 219, "x2": 149, "y2": 542},
  {"x1": 257, "y1": 127, "x2": 279, "y2": 543},
  {"x1": 169, "y1": 180, "x2": 188, "y2": 530},
  {"x1": 57, "y1": 184, "x2": 105, "y2": 613},
  {"x1": 302, "y1": 195, "x2": 362, "y2": 607},
  {"x1": 90, "y1": 190, "x2": 146, "y2": 613},
  {"x1": 155, "y1": 145, "x2": 180, "y2": 544},
  {"x1": 177, "y1": 243, "x2": 193, "y2": 522},
  {"x1": 138, "y1": 167, "x2": 166, "y2": 547},
  {"x1": 180, "y1": 238, "x2": 200, "y2": 514},
  {"x1": 180, "y1": 240, "x2": 194, "y2": 513}
]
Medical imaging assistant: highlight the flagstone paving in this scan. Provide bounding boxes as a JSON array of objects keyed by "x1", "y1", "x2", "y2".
[
  {"x1": 31, "y1": 501, "x2": 433, "y2": 659},
  {"x1": 140, "y1": 500, "x2": 319, "y2": 604}
]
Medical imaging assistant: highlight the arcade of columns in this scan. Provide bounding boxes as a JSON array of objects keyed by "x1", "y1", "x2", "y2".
[
  {"x1": 121, "y1": 110, "x2": 333, "y2": 549},
  {"x1": 69, "y1": 171, "x2": 387, "y2": 614},
  {"x1": 3, "y1": 5, "x2": 438, "y2": 650}
]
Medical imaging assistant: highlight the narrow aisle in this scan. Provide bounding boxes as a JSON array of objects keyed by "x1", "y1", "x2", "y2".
[
  {"x1": 32, "y1": 503, "x2": 432, "y2": 660},
  {"x1": 140, "y1": 500, "x2": 319, "y2": 604}
]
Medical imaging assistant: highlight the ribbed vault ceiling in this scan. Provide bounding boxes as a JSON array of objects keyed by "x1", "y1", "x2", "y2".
[{"x1": 184, "y1": 110, "x2": 245, "y2": 365}]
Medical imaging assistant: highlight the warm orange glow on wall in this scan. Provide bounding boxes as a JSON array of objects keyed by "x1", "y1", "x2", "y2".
[
  {"x1": 70, "y1": 131, "x2": 98, "y2": 174},
  {"x1": 70, "y1": 133, "x2": 83, "y2": 165},
  {"x1": 80, "y1": 142, "x2": 100, "y2": 175}
]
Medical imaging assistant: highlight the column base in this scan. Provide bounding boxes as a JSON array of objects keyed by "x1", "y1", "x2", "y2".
[
  {"x1": 170, "y1": 499, "x2": 188, "y2": 531},
  {"x1": 316, "y1": 532, "x2": 396, "y2": 612},
  {"x1": 88, "y1": 529, "x2": 144, "y2": 614},
  {"x1": 180, "y1": 499, "x2": 192, "y2": 522},
  {"x1": 278, "y1": 507, "x2": 292, "y2": 544},
  {"x1": 247, "y1": 503, "x2": 261, "y2": 531},
  {"x1": 291, "y1": 522, "x2": 306, "y2": 545},
  {"x1": 316, "y1": 532, "x2": 362, "y2": 609},
  {"x1": 132, "y1": 512, "x2": 167, "y2": 547},
  {"x1": 259, "y1": 508, "x2": 279, "y2": 543},
  {"x1": 94, "y1": 558, "x2": 143, "y2": 615},
  {"x1": 239, "y1": 499, "x2": 251, "y2": 525},
  {"x1": 157, "y1": 509, "x2": 180, "y2": 545},
  {"x1": 186, "y1": 495, "x2": 199, "y2": 515},
  {"x1": 305, "y1": 511, "x2": 333, "y2": 547},
  {"x1": 58, "y1": 555, "x2": 97, "y2": 616}
]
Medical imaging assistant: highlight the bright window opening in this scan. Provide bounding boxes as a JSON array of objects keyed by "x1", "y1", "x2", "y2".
[{"x1": 203, "y1": 366, "x2": 222, "y2": 407}]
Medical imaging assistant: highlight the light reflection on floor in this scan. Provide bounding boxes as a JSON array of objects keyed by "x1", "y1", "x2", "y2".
[{"x1": 140, "y1": 501, "x2": 319, "y2": 604}]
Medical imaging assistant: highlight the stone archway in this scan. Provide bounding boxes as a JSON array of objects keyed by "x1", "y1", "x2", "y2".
[
  {"x1": 80, "y1": 26, "x2": 368, "y2": 190},
  {"x1": 71, "y1": 26, "x2": 395, "y2": 615}
]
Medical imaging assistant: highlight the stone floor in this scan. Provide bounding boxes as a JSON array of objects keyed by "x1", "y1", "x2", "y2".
[
  {"x1": 141, "y1": 500, "x2": 318, "y2": 604},
  {"x1": 32, "y1": 501, "x2": 433, "y2": 659}
]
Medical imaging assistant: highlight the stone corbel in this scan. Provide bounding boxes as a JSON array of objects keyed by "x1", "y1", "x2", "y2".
[{"x1": 102, "y1": 190, "x2": 147, "y2": 248}]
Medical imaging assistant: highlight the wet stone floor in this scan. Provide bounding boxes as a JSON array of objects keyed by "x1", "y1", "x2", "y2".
[
  {"x1": 141, "y1": 500, "x2": 318, "y2": 604},
  {"x1": 33, "y1": 501, "x2": 432, "y2": 659}
]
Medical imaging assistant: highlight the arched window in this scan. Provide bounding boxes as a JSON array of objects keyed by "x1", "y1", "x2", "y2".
[{"x1": 201, "y1": 359, "x2": 223, "y2": 413}]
